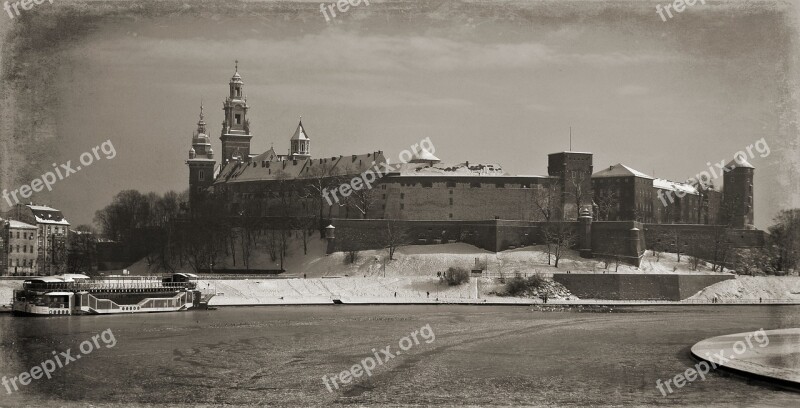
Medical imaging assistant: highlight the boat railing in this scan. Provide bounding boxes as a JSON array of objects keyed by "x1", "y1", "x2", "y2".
[{"x1": 22, "y1": 281, "x2": 197, "y2": 291}]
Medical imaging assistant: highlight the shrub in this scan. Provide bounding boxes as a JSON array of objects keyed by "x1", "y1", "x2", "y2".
[
  {"x1": 444, "y1": 267, "x2": 470, "y2": 286},
  {"x1": 505, "y1": 274, "x2": 547, "y2": 297}
]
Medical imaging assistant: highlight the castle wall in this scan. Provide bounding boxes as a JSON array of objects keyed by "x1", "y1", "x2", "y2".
[
  {"x1": 590, "y1": 221, "x2": 645, "y2": 264},
  {"x1": 643, "y1": 224, "x2": 766, "y2": 262},
  {"x1": 379, "y1": 177, "x2": 551, "y2": 221}
]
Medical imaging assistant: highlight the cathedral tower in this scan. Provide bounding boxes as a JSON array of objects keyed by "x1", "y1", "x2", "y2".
[
  {"x1": 187, "y1": 104, "x2": 216, "y2": 209},
  {"x1": 220, "y1": 61, "x2": 253, "y2": 164}
]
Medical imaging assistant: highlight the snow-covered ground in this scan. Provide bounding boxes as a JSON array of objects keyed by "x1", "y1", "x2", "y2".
[
  {"x1": 688, "y1": 276, "x2": 800, "y2": 301},
  {"x1": 126, "y1": 231, "x2": 729, "y2": 278},
  {"x1": 0, "y1": 233, "x2": 742, "y2": 307},
  {"x1": 203, "y1": 277, "x2": 528, "y2": 306}
]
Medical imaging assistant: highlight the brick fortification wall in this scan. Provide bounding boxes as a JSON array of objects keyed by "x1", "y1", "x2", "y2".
[
  {"x1": 643, "y1": 224, "x2": 766, "y2": 261},
  {"x1": 330, "y1": 219, "x2": 640, "y2": 261},
  {"x1": 553, "y1": 273, "x2": 735, "y2": 300},
  {"x1": 590, "y1": 221, "x2": 645, "y2": 264}
]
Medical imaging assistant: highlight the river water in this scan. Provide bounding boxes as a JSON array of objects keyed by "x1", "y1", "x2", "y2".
[{"x1": 0, "y1": 305, "x2": 798, "y2": 407}]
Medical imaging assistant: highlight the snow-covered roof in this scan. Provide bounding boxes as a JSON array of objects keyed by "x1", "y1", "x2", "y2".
[
  {"x1": 409, "y1": 149, "x2": 440, "y2": 163},
  {"x1": 726, "y1": 157, "x2": 755, "y2": 169},
  {"x1": 392, "y1": 162, "x2": 508, "y2": 177},
  {"x1": 7, "y1": 220, "x2": 36, "y2": 229},
  {"x1": 653, "y1": 178, "x2": 699, "y2": 195},
  {"x1": 26, "y1": 274, "x2": 88, "y2": 283},
  {"x1": 592, "y1": 163, "x2": 653, "y2": 179},
  {"x1": 61, "y1": 274, "x2": 90, "y2": 280},
  {"x1": 26, "y1": 205, "x2": 70, "y2": 225},
  {"x1": 27, "y1": 205, "x2": 59, "y2": 211}
]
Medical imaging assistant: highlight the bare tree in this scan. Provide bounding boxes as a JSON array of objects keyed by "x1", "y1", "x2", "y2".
[
  {"x1": 532, "y1": 181, "x2": 562, "y2": 265},
  {"x1": 382, "y1": 220, "x2": 411, "y2": 260},
  {"x1": 303, "y1": 163, "x2": 344, "y2": 229},
  {"x1": 345, "y1": 181, "x2": 378, "y2": 219},
  {"x1": 566, "y1": 170, "x2": 590, "y2": 220},
  {"x1": 767, "y1": 209, "x2": 800, "y2": 273},
  {"x1": 595, "y1": 190, "x2": 619, "y2": 221},
  {"x1": 544, "y1": 221, "x2": 576, "y2": 268}
]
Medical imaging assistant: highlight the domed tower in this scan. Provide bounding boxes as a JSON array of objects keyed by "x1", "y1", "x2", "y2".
[
  {"x1": 289, "y1": 118, "x2": 311, "y2": 160},
  {"x1": 722, "y1": 157, "x2": 754, "y2": 229},
  {"x1": 187, "y1": 103, "x2": 216, "y2": 210},
  {"x1": 220, "y1": 60, "x2": 253, "y2": 165}
]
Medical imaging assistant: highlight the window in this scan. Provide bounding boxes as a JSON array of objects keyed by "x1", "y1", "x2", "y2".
[
  {"x1": 235, "y1": 114, "x2": 242, "y2": 125},
  {"x1": 400, "y1": 193, "x2": 405, "y2": 199},
  {"x1": 16, "y1": 231, "x2": 19, "y2": 239},
  {"x1": 382, "y1": 194, "x2": 386, "y2": 199},
  {"x1": 449, "y1": 198, "x2": 453, "y2": 205},
  {"x1": 400, "y1": 204, "x2": 404, "y2": 210},
  {"x1": 449, "y1": 213, "x2": 453, "y2": 219},
  {"x1": 199, "y1": 170, "x2": 205, "y2": 181}
]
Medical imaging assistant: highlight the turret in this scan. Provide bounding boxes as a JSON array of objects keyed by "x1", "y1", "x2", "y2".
[{"x1": 722, "y1": 156, "x2": 755, "y2": 229}]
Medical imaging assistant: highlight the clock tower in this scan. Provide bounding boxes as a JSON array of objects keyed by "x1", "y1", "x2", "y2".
[{"x1": 220, "y1": 61, "x2": 253, "y2": 164}]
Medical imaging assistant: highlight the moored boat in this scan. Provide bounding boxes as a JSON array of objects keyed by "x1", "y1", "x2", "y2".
[{"x1": 12, "y1": 273, "x2": 209, "y2": 316}]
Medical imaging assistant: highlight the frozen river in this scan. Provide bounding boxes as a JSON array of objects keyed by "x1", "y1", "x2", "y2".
[{"x1": 1, "y1": 305, "x2": 798, "y2": 406}]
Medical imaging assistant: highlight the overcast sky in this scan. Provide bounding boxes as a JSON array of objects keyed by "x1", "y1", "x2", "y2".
[{"x1": 14, "y1": 0, "x2": 796, "y2": 227}]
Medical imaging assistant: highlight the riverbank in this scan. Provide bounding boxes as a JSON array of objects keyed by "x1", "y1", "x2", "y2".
[{"x1": 5, "y1": 276, "x2": 800, "y2": 308}]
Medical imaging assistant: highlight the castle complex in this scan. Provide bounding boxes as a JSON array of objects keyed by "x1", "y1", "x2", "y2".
[{"x1": 186, "y1": 65, "x2": 756, "y2": 231}]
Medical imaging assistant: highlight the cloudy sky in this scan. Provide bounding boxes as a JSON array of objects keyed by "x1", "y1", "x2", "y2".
[{"x1": 5, "y1": 0, "x2": 796, "y2": 227}]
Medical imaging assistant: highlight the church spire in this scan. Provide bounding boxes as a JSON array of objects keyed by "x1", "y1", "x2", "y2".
[
  {"x1": 220, "y1": 60, "x2": 253, "y2": 165},
  {"x1": 196, "y1": 100, "x2": 207, "y2": 134}
]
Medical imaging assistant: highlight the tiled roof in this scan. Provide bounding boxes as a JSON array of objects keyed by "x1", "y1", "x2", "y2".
[
  {"x1": 216, "y1": 151, "x2": 387, "y2": 183},
  {"x1": 290, "y1": 121, "x2": 310, "y2": 140}
]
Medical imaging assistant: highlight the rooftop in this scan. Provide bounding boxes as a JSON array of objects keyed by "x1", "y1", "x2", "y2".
[
  {"x1": 7, "y1": 220, "x2": 36, "y2": 229},
  {"x1": 592, "y1": 163, "x2": 653, "y2": 179}
]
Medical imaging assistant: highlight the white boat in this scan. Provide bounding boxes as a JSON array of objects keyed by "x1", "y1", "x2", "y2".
[{"x1": 12, "y1": 273, "x2": 209, "y2": 316}]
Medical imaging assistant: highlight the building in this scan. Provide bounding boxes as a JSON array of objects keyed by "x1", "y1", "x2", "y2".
[
  {"x1": 592, "y1": 163, "x2": 724, "y2": 225},
  {"x1": 186, "y1": 64, "x2": 752, "y2": 230},
  {"x1": 7, "y1": 204, "x2": 71, "y2": 275},
  {"x1": 592, "y1": 164, "x2": 658, "y2": 222},
  {"x1": 722, "y1": 158, "x2": 755, "y2": 229},
  {"x1": 1, "y1": 219, "x2": 38, "y2": 276}
]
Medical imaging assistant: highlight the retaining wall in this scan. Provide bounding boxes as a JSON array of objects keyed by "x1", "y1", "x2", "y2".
[{"x1": 553, "y1": 273, "x2": 735, "y2": 300}]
